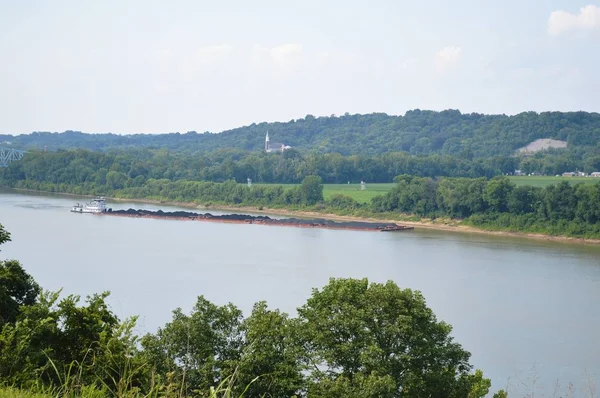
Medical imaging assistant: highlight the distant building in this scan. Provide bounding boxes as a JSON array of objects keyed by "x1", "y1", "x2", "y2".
[
  {"x1": 591, "y1": 172, "x2": 600, "y2": 177},
  {"x1": 265, "y1": 131, "x2": 291, "y2": 153},
  {"x1": 514, "y1": 169, "x2": 525, "y2": 176},
  {"x1": 563, "y1": 171, "x2": 587, "y2": 177}
]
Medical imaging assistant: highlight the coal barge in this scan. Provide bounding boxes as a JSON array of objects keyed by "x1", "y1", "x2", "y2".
[{"x1": 89, "y1": 207, "x2": 413, "y2": 232}]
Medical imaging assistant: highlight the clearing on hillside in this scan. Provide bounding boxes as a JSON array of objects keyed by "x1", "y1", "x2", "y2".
[{"x1": 517, "y1": 139, "x2": 567, "y2": 154}]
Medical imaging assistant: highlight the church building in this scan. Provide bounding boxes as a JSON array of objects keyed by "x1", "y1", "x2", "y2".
[{"x1": 265, "y1": 131, "x2": 291, "y2": 153}]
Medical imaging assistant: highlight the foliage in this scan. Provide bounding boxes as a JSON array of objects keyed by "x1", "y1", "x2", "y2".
[
  {"x1": 0, "y1": 147, "x2": 502, "y2": 187},
  {"x1": 297, "y1": 278, "x2": 489, "y2": 398},
  {"x1": 140, "y1": 296, "x2": 244, "y2": 395},
  {"x1": 300, "y1": 175, "x2": 324, "y2": 205},
  {"x1": 372, "y1": 176, "x2": 600, "y2": 238},
  {"x1": 0, "y1": 224, "x2": 40, "y2": 327},
  {"x1": 0, "y1": 387, "x2": 53, "y2": 398},
  {"x1": 0, "y1": 223, "x2": 10, "y2": 247},
  {"x1": 0, "y1": 260, "x2": 40, "y2": 327},
  {"x1": 235, "y1": 302, "x2": 304, "y2": 397}
]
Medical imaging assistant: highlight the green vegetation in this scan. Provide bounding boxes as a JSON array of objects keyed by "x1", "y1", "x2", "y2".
[
  {"x1": 4, "y1": 147, "x2": 600, "y2": 238},
  {"x1": 0, "y1": 224, "x2": 496, "y2": 397},
  {"x1": 508, "y1": 175, "x2": 600, "y2": 187},
  {"x1": 1, "y1": 147, "x2": 502, "y2": 186},
  {"x1": 3, "y1": 110, "x2": 600, "y2": 160},
  {"x1": 260, "y1": 180, "x2": 600, "y2": 203},
  {"x1": 323, "y1": 183, "x2": 394, "y2": 203},
  {"x1": 251, "y1": 183, "x2": 394, "y2": 204},
  {"x1": 0, "y1": 387, "x2": 52, "y2": 398}
]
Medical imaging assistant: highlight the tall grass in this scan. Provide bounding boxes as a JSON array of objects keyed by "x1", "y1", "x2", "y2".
[{"x1": 1, "y1": 355, "x2": 260, "y2": 398}]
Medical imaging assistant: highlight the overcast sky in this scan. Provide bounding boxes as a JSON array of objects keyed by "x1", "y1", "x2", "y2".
[{"x1": 1, "y1": 0, "x2": 599, "y2": 134}]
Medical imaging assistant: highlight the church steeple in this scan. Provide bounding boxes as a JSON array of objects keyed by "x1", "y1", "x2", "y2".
[{"x1": 265, "y1": 131, "x2": 270, "y2": 152}]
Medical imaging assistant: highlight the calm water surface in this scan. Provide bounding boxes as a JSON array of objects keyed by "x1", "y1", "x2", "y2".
[{"x1": 1, "y1": 189, "x2": 599, "y2": 395}]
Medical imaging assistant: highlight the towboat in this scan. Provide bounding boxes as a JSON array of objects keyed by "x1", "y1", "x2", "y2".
[{"x1": 71, "y1": 197, "x2": 107, "y2": 213}]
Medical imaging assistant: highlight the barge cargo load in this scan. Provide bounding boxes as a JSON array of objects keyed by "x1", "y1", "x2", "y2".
[{"x1": 100, "y1": 208, "x2": 414, "y2": 232}]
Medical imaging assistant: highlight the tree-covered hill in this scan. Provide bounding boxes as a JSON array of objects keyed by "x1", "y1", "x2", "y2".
[{"x1": 2, "y1": 110, "x2": 599, "y2": 157}]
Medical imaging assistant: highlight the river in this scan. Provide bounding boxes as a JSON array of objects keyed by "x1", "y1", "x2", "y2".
[{"x1": 1, "y1": 189, "x2": 599, "y2": 396}]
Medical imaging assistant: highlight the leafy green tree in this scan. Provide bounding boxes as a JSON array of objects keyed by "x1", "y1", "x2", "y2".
[
  {"x1": 141, "y1": 296, "x2": 244, "y2": 394},
  {"x1": 0, "y1": 260, "x2": 40, "y2": 327},
  {"x1": 484, "y1": 176, "x2": 514, "y2": 213},
  {"x1": 0, "y1": 225, "x2": 40, "y2": 327},
  {"x1": 235, "y1": 302, "x2": 304, "y2": 397},
  {"x1": 507, "y1": 185, "x2": 541, "y2": 215},
  {"x1": 300, "y1": 175, "x2": 324, "y2": 205},
  {"x1": 542, "y1": 181, "x2": 577, "y2": 221},
  {"x1": 0, "y1": 223, "x2": 10, "y2": 248},
  {"x1": 297, "y1": 278, "x2": 490, "y2": 398},
  {"x1": 0, "y1": 289, "x2": 134, "y2": 388}
]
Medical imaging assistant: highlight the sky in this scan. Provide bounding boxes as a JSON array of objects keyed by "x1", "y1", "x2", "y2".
[{"x1": 0, "y1": 0, "x2": 599, "y2": 134}]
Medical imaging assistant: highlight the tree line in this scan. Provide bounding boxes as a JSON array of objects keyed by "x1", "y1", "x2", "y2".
[
  {"x1": 373, "y1": 175, "x2": 600, "y2": 237},
  {"x1": 1, "y1": 148, "x2": 508, "y2": 186},
  {"x1": 0, "y1": 224, "x2": 498, "y2": 397}
]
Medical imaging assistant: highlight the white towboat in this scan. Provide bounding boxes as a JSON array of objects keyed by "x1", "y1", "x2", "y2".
[{"x1": 71, "y1": 197, "x2": 107, "y2": 213}]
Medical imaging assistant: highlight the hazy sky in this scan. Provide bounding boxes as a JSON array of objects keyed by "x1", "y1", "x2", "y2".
[{"x1": 1, "y1": 0, "x2": 599, "y2": 134}]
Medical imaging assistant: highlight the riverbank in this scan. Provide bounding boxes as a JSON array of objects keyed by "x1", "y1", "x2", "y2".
[
  {"x1": 6, "y1": 187, "x2": 600, "y2": 245},
  {"x1": 210, "y1": 204, "x2": 600, "y2": 245},
  {"x1": 107, "y1": 195, "x2": 600, "y2": 245}
]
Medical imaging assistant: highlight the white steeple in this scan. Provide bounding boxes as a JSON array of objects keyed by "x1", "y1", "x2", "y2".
[{"x1": 265, "y1": 131, "x2": 270, "y2": 152}]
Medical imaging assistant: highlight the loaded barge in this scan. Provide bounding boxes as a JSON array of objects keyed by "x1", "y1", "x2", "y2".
[{"x1": 70, "y1": 198, "x2": 413, "y2": 232}]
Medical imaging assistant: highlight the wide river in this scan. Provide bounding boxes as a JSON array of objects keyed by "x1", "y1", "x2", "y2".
[{"x1": 1, "y1": 189, "x2": 599, "y2": 395}]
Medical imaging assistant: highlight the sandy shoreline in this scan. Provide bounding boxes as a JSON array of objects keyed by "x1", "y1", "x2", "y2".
[
  {"x1": 8, "y1": 187, "x2": 600, "y2": 245},
  {"x1": 108, "y1": 196, "x2": 600, "y2": 245}
]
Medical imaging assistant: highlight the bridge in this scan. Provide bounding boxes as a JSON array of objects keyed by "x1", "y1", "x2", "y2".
[{"x1": 0, "y1": 147, "x2": 26, "y2": 167}]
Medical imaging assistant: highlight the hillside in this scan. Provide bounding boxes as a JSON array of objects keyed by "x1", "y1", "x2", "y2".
[{"x1": 2, "y1": 110, "x2": 600, "y2": 157}]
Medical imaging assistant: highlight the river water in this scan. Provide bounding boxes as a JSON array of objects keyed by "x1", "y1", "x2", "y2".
[{"x1": 1, "y1": 189, "x2": 599, "y2": 396}]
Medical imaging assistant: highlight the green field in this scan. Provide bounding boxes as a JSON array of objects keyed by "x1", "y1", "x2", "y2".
[
  {"x1": 251, "y1": 183, "x2": 395, "y2": 203},
  {"x1": 323, "y1": 183, "x2": 395, "y2": 203},
  {"x1": 508, "y1": 176, "x2": 600, "y2": 187},
  {"x1": 251, "y1": 177, "x2": 600, "y2": 205}
]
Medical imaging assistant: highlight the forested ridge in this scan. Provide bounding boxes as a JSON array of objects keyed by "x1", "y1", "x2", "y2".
[{"x1": 2, "y1": 109, "x2": 600, "y2": 158}]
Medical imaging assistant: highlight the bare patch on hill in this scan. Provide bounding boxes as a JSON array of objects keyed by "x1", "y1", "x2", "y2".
[{"x1": 517, "y1": 139, "x2": 567, "y2": 154}]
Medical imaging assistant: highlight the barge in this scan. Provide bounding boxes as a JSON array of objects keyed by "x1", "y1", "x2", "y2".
[{"x1": 71, "y1": 203, "x2": 414, "y2": 232}]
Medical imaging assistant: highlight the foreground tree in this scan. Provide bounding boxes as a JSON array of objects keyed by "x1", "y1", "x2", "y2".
[
  {"x1": 235, "y1": 302, "x2": 304, "y2": 397},
  {"x1": 0, "y1": 224, "x2": 40, "y2": 327},
  {"x1": 141, "y1": 296, "x2": 244, "y2": 394},
  {"x1": 297, "y1": 278, "x2": 490, "y2": 398},
  {"x1": 0, "y1": 223, "x2": 10, "y2": 247}
]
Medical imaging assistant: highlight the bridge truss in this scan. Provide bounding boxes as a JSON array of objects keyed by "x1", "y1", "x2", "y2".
[{"x1": 0, "y1": 147, "x2": 26, "y2": 167}]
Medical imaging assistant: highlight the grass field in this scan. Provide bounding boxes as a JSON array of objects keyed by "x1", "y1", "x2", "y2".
[
  {"x1": 323, "y1": 183, "x2": 394, "y2": 203},
  {"x1": 0, "y1": 388, "x2": 50, "y2": 398},
  {"x1": 508, "y1": 176, "x2": 600, "y2": 187},
  {"x1": 251, "y1": 183, "x2": 395, "y2": 203},
  {"x1": 251, "y1": 177, "x2": 600, "y2": 204}
]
